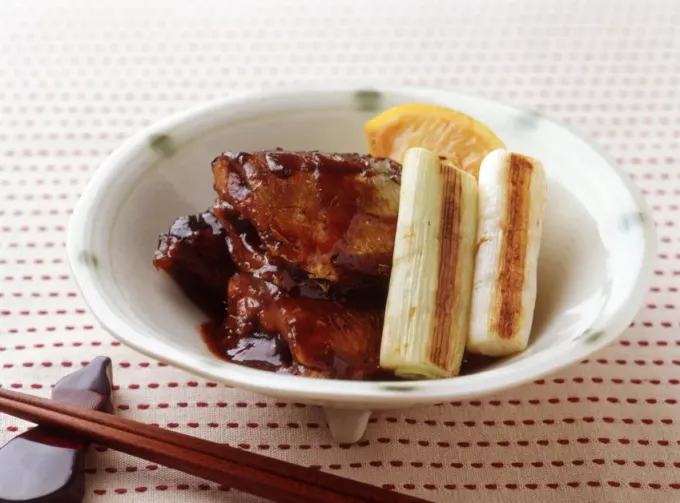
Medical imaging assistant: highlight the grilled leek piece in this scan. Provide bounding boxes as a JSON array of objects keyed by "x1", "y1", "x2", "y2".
[
  {"x1": 467, "y1": 149, "x2": 547, "y2": 356},
  {"x1": 380, "y1": 147, "x2": 478, "y2": 379}
]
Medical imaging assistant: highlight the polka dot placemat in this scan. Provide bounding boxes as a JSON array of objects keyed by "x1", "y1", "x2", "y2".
[{"x1": 1, "y1": 0, "x2": 678, "y2": 501}]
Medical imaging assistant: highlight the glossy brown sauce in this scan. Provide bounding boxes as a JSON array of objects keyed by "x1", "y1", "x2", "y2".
[
  {"x1": 200, "y1": 318, "x2": 498, "y2": 379},
  {"x1": 201, "y1": 319, "x2": 398, "y2": 380},
  {"x1": 209, "y1": 272, "x2": 391, "y2": 380},
  {"x1": 213, "y1": 199, "x2": 333, "y2": 300},
  {"x1": 153, "y1": 210, "x2": 235, "y2": 320},
  {"x1": 200, "y1": 320, "x2": 294, "y2": 373},
  {"x1": 302, "y1": 152, "x2": 399, "y2": 279}
]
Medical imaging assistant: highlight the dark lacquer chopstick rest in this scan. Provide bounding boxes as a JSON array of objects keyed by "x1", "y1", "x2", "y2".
[{"x1": 0, "y1": 356, "x2": 113, "y2": 503}]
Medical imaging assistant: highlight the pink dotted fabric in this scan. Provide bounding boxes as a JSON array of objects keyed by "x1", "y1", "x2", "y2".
[{"x1": 1, "y1": 0, "x2": 678, "y2": 501}]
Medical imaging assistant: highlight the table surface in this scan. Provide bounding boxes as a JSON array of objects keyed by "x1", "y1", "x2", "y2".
[{"x1": 1, "y1": 0, "x2": 678, "y2": 501}]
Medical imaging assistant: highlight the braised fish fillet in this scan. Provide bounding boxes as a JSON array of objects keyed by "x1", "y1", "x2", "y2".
[
  {"x1": 153, "y1": 210, "x2": 236, "y2": 319},
  {"x1": 212, "y1": 199, "x2": 332, "y2": 299},
  {"x1": 212, "y1": 150, "x2": 401, "y2": 285},
  {"x1": 225, "y1": 273, "x2": 385, "y2": 379}
]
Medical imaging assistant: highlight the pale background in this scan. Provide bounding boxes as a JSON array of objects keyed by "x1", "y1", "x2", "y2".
[{"x1": 1, "y1": 0, "x2": 679, "y2": 501}]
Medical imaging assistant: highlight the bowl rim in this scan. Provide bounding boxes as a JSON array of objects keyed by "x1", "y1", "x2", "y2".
[{"x1": 67, "y1": 84, "x2": 656, "y2": 405}]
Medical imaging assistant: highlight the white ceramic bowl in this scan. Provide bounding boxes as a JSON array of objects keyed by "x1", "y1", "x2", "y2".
[{"x1": 68, "y1": 86, "x2": 655, "y2": 443}]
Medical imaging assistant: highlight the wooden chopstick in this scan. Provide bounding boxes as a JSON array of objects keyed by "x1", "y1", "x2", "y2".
[{"x1": 0, "y1": 388, "x2": 431, "y2": 503}]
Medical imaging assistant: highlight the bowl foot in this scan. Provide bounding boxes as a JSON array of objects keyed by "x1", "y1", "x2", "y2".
[{"x1": 322, "y1": 407, "x2": 371, "y2": 443}]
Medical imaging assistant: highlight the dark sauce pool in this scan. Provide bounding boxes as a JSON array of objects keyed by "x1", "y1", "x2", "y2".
[
  {"x1": 199, "y1": 318, "x2": 497, "y2": 380},
  {"x1": 200, "y1": 320, "x2": 294, "y2": 373}
]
